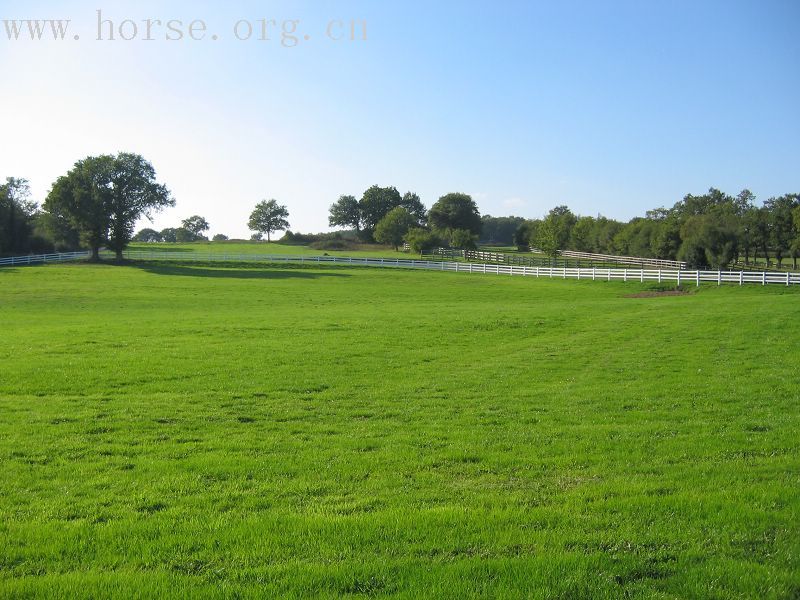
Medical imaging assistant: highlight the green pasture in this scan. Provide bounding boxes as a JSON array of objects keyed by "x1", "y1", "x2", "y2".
[
  {"x1": 0, "y1": 261, "x2": 798, "y2": 598},
  {"x1": 128, "y1": 241, "x2": 410, "y2": 259}
]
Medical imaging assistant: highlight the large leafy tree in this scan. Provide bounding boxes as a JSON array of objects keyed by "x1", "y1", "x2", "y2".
[
  {"x1": 374, "y1": 207, "x2": 416, "y2": 250},
  {"x1": 428, "y1": 193, "x2": 482, "y2": 236},
  {"x1": 248, "y1": 199, "x2": 289, "y2": 242},
  {"x1": 107, "y1": 153, "x2": 173, "y2": 259},
  {"x1": 359, "y1": 186, "x2": 403, "y2": 240},
  {"x1": 44, "y1": 157, "x2": 113, "y2": 261},
  {"x1": 533, "y1": 206, "x2": 576, "y2": 258},
  {"x1": 181, "y1": 215, "x2": 210, "y2": 240},
  {"x1": 328, "y1": 195, "x2": 361, "y2": 233},
  {"x1": 399, "y1": 192, "x2": 427, "y2": 226},
  {"x1": 44, "y1": 153, "x2": 173, "y2": 261}
]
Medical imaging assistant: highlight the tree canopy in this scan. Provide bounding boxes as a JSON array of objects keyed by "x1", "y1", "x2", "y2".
[
  {"x1": 329, "y1": 187, "x2": 426, "y2": 242},
  {"x1": 428, "y1": 193, "x2": 482, "y2": 236},
  {"x1": 328, "y1": 195, "x2": 361, "y2": 232},
  {"x1": 374, "y1": 207, "x2": 416, "y2": 250},
  {"x1": 43, "y1": 153, "x2": 173, "y2": 260},
  {"x1": 514, "y1": 188, "x2": 800, "y2": 268},
  {"x1": 181, "y1": 215, "x2": 210, "y2": 239},
  {"x1": 248, "y1": 199, "x2": 290, "y2": 242}
]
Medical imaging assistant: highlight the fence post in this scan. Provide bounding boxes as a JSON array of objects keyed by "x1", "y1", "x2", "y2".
[
  {"x1": 658, "y1": 270, "x2": 662, "y2": 284},
  {"x1": 677, "y1": 271, "x2": 681, "y2": 286},
  {"x1": 624, "y1": 269, "x2": 627, "y2": 282},
  {"x1": 739, "y1": 271, "x2": 743, "y2": 286},
  {"x1": 592, "y1": 267, "x2": 596, "y2": 281},
  {"x1": 787, "y1": 272, "x2": 791, "y2": 287},
  {"x1": 718, "y1": 270, "x2": 721, "y2": 286},
  {"x1": 762, "y1": 272, "x2": 766, "y2": 286}
]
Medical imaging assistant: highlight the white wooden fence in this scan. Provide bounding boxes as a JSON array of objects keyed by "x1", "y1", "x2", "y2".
[
  {"x1": 1, "y1": 250, "x2": 798, "y2": 286},
  {"x1": 118, "y1": 250, "x2": 799, "y2": 286},
  {"x1": 0, "y1": 251, "x2": 90, "y2": 266},
  {"x1": 530, "y1": 247, "x2": 687, "y2": 269}
]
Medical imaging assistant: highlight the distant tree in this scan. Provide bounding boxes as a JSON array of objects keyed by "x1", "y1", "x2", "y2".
[
  {"x1": 448, "y1": 228, "x2": 478, "y2": 250},
  {"x1": 374, "y1": 207, "x2": 415, "y2": 250},
  {"x1": 793, "y1": 205, "x2": 800, "y2": 269},
  {"x1": 399, "y1": 192, "x2": 427, "y2": 226},
  {"x1": 481, "y1": 215, "x2": 526, "y2": 245},
  {"x1": 428, "y1": 193, "x2": 482, "y2": 236},
  {"x1": 405, "y1": 227, "x2": 440, "y2": 255},
  {"x1": 181, "y1": 215, "x2": 210, "y2": 239},
  {"x1": 250, "y1": 232, "x2": 263, "y2": 241},
  {"x1": 0, "y1": 178, "x2": 37, "y2": 255},
  {"x1": 43, "y1": 153, "x2": 173, "y2": 261},
  {"x1": 248, "y1": 199, "x2": 289, "y2": 242},
  {"x1": 212, "y1": 233, "x2": 229, "y2": 242},
  {"x1": 107, "y1": 154, "x2": 173, "y2": 260},
  {"x1": 570, "y1": 216, "x2": 596, "y2": 252},
  {"x1": 534, "y1": 206, "x2": 576, "y2": 258},
  {"x1": 765, "y1": 194, "x2": 799, "y2": 268},
  {"x1": 160, "y1": 227, "x2": 178, "y2": 243},
  {"x1": 649, "y1": 214, "x2": 682, "y2": 260},
  {"x1": 329, "y1": 195, "x2": 361, "y2": 233},
  {"x1": 675, "y1": 210, "x2": 739, "y2": 269},
  {"x1": 133, "y1": 228, "x2": 162, "y2": 242},
  {"x1": 514, "y1": 220, "x2": 539, "y2": 250},
  {"x1": 175, "y1": 227, "x2": 195, "y2": 243},
  {"x1": 44, "y1": 158, "x2": 111, "y2": 261},
  {"x1": 359, "y1": 186, "x2": 402, "y2": 240}
]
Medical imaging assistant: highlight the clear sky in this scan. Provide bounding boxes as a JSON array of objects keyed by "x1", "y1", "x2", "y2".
[{"x1": 1, "y1": 0, "x2": 798, "y2": 239}]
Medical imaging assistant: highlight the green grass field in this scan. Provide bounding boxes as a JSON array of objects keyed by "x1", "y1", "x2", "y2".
[
  {"x1": 1, "y1": 261, "x2": 798, "y2": 598},
  {"x1": 129, "y1": 241, "x2": 411, "y2": 259}
]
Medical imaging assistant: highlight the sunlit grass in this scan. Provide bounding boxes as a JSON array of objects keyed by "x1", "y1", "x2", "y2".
[{"x1": 0, "y1": 262, "x2": 798, "y2": 598}]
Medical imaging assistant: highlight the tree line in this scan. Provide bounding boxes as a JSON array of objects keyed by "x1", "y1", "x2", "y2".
[
  {"x1": 3, "y1": 155, "x2": 798, "y2": 269},
  {"x1": 515, "y1": 189, "x2": 800, "y2": 268},
  {"x1": 1, "y1": 152, "x2": 298, "y2": 259},
  {"x1": 328, "y1": 186, "x2": 482, "y2": 252}
]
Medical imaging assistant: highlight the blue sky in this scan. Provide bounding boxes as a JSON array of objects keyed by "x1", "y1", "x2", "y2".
[{"x1": 1, "y1": 0, "x2": 798, "y2": 238}]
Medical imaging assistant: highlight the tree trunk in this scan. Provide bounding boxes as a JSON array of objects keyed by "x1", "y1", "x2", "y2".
[
  {"x1": 89, "y1": 246, "x2": 100, "y2": 262},
  {"x1": 267, "y1": 231, "x2": 271, "y2": 243},
  {"x1": 116, "y1": 249, "x2": 124, "y2": 262}
]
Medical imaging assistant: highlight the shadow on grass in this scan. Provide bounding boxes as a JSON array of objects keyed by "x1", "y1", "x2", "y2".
[{"x1": 128, "y1": 261, "x2": 351, "y2": 280}]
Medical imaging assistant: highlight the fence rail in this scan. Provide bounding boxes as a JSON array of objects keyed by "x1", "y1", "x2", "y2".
[
  {"x1": 0, "y1": 251, "x2": 90, "y2": 266},
  {"x1": 432, "y1": 248, "x2": 688, "y2": 270},
  {"x1": 1, "y1": 250, "x2": 798, "y2": 286},
  {"x1": 551, "y1": 249, "x2": 687, "y2": 269}
]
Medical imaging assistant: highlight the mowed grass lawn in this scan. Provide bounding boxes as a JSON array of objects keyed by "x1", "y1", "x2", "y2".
[
  {"x1": 0, "y1": 262, "x2": 798, "y2": 599},
  {"x1": 128, "y1": 241, "x2": 411, "y2": 259}
]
